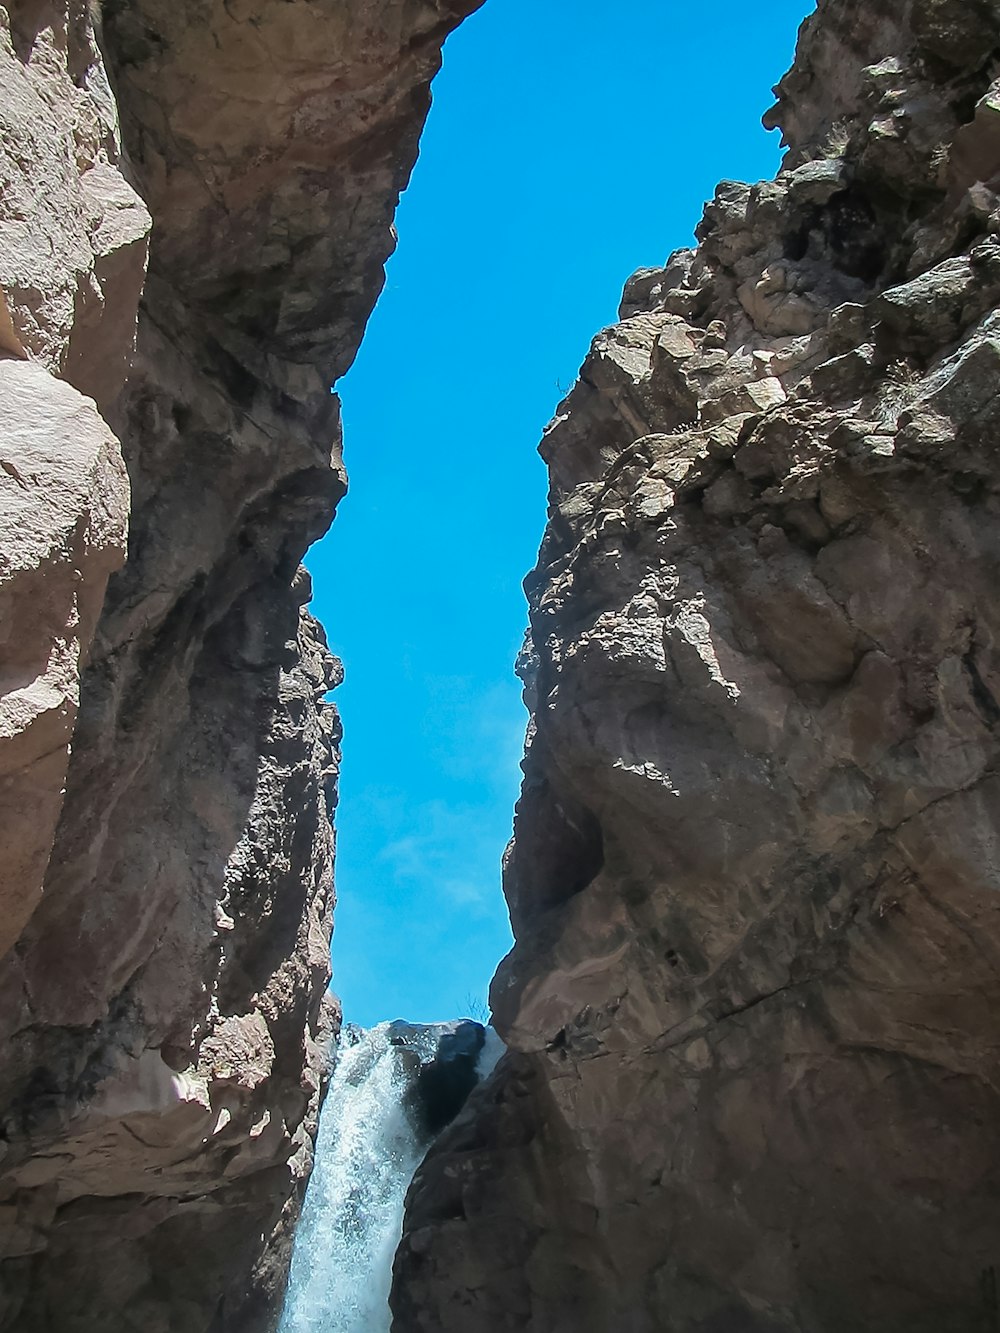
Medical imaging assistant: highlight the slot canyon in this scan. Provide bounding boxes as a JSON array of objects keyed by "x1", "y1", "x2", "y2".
[{"x1": 1, "y1": 1, "x2": 999, "y2": 1331}]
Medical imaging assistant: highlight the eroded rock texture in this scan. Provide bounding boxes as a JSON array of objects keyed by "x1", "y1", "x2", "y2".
[
  {"x1": 396, "y1": 3, "x2": 1000, "y2": 1331},
  {"x1": 0, "y1": 0, "x2": 146, "y2": 986},
  {"x1": 0, "y1": 1, "x2": 480, "y2": 1329}
]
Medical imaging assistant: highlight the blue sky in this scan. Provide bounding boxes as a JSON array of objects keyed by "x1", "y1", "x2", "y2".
[{"x1": 307, "y1": 0, "x2": 816, "y2": 1026}]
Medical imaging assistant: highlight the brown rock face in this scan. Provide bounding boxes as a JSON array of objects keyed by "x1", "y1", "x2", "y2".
[
  {"x1": 0, "y1": 1, "x2": 480, "y2": 1329},
  {"x1": 0, "y1": 0, "x2": 145, "y2": 983},
  {"x1": 395, "y1": 4, "x2": 1000, "y2": 1331}
]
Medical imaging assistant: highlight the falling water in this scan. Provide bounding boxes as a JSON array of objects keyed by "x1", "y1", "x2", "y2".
[{"x1": 278, "y1": 1022, "x2": 435, "y2": 1333}]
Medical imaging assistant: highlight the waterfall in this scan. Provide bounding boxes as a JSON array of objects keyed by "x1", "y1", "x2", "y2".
[
  {"x1": 278, "y1": 1023, "x2": 433, "y2": 1333},
  {"x1": 278, "y1": 1019, "x2": 502, "y2": 1333}
]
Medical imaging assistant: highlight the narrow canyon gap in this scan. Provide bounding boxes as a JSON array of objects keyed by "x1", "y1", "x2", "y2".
[
  {"x1": 279, "y1": 7, "x2": 822, "y2": 1332},
  {"x1": 1, "y1": 1, "x2": 1000, "y2": 1332},
  {"x1": 309, "y1": 0, "x2": 816, "y2": 1027}
]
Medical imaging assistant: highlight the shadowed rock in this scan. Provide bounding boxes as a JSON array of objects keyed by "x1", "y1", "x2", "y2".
[{"x1": 410, "y1": 1020, "x2": 487, "y2": 1136}]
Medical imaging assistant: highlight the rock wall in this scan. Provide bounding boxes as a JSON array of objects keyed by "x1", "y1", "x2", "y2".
[
  {"x1": 395, "y1": 3, "x2": 1000, "y2": 1331},
  {"x1": 0, "y1": 1, "x2": 480, "y2": 1329},
  {"x1": 0, "y1": 0, "x2": 147, "y2": 989}
]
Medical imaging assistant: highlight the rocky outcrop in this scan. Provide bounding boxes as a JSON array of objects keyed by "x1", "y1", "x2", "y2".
[
  {"x1": 386, "y1": 1019, "x2": 501, "y2": 1138},
  {"x1": 0, "y1": 1, "x2": 480, "y2": 1329},
  {"x1": 395, "y1": 3, "x2": 1000, "y2": 1331},
  {"x1": 402, "y1": 1020, "x2": 489, "y2": 1135}
]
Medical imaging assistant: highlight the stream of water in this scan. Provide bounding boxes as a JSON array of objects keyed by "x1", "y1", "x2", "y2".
[
  {"x1": 278, "y1": 1023, "x2": 435, "y2": 1333},
  {"x1": 279, "y1": 1019, "x2": 504, "y2": 1332}
]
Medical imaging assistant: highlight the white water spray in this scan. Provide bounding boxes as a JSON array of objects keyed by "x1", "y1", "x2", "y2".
[
  {"x1": 279, "y1": 1019, "x2": 504, "y2": 1333},
  {"x1": 278, "y1": 1023, "x2": 433, "y2": 1333}
]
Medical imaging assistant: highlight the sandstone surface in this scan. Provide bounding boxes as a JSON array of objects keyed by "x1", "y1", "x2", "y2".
[
  {"x1": 0, "y1": 0, "x2": 145, "y2": 999},
  {"x1": 395, "y1": 3, "x2": 1000, "y2": 1330},
  {"x1": 0, "y1": 1, "x2": 480, "y2": 1329}
]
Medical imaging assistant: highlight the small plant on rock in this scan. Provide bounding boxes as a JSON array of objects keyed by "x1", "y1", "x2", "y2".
[
  {"x1": 876, "y1": 360, "x2": 922, "y2": 424},
  {"x1": 820, "y1": 119, "x2": 852, "y2": 160}
]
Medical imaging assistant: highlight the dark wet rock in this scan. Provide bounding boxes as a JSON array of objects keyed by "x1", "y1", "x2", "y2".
[
  {"x1": 387, "y1": 1019, "x2": 495, "y2": 1137},
  {"x1": 413, "y1": 1021, "x2": 487, "y2": 1136}
]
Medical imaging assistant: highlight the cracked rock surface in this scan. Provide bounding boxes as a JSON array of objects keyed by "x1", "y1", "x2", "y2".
[
  {"x1": 0, "y1": 1, "x2": 480, "y2": 1329},
  {"x1": 395, "y1": 3, "x2": 1000, "y2": 1330}
]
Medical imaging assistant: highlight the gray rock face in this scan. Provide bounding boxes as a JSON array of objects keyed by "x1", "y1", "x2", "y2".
[
  {"x1": 0, "y1": 1, "x2": 481, "y2": 1329},
  {"x1": 395, "y1": 4, "x2": 1000, "y2": 1331}
]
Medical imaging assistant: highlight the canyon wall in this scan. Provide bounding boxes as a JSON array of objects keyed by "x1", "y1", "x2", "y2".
[
  {"x1": 0, "y1": 1, "x2": 480, "y2": 1329},
  {"x1": 396, "y1": 2, "x2": 1000, "y2": 1331}
]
